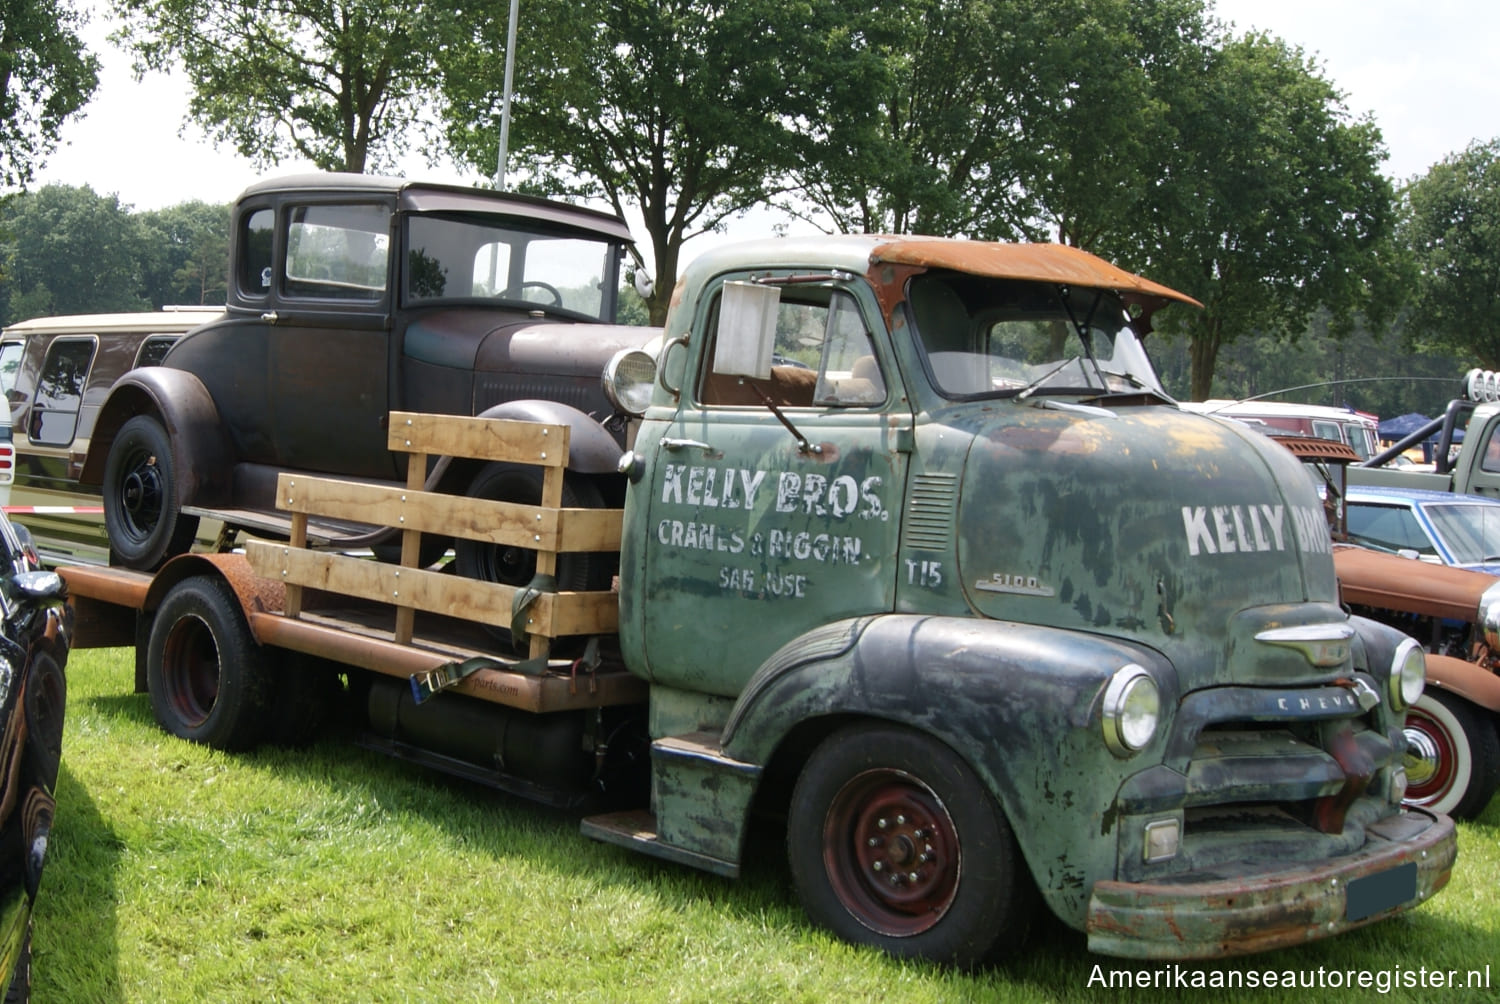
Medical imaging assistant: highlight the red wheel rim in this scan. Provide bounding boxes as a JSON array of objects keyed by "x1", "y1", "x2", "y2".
[
  {"x1": 161, "y1": 615, "x2": 221, "y2": 728},
  {"x1": 1403, "y1": 707, "x2": 1458, "y2": 807},
  {"x1": 821, "y1": 768, "x2": 960, "y2": 936}
]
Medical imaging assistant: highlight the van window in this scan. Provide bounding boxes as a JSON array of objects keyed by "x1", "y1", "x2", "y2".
[
  {"x1": 0, "y1": 342, "x2": 21, "y2": 401},
  {"x1": 136, "y1": 335, "x2": 181, "y2": 367},
  {"x1": 30, "y1": 338, "x2": 96, "y2": 445}
]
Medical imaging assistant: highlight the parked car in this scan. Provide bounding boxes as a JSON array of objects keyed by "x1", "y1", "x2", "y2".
[
  {"x1": 0, "y1": 512, "x2": 71, "y2": 1000},
  {"x1": 1345, "y1": 484, "x2": 1500, "y2": 575},
  {"x1": 0, "y1": 308, "x2": 225, "y2": 564},
  {"x1": 1273, "y1": 436, "x2": 1500, "y2": 819}
]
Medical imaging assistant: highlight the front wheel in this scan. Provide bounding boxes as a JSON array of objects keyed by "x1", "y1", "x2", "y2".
[
  {"x1": 1403, "y1": 689, "x2": 1500, "y2": 819},
  {"x1": 103, "y1": 414, "x2": 199, "y2": 569},
  {"x1": 147, "y1": 576, "x2": 272, "y2": 751},
  {"x1": 786, "y1": 724, "x2": 1034, "y2": 968}
]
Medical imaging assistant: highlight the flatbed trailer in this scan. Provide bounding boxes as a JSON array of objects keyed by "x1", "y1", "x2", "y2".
[{"x1": 59, "y1": 412, "x2": 650, "y2": 806}]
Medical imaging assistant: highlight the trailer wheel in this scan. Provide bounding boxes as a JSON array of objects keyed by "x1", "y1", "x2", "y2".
[
  {"x1": 787, "y1": 724, "x2": 1034, "y2": 968},
  {"x1": 103, "y1": 414, "x2": 199, "y2": 570},
  {"x1": 1403, "y1": 689, "x2": 1500, "y2": 819},
  {"x1": 453, "y1": 461, "x2": 611, "y2": 593},
  {"x1": 147, "y1": 576, "x2": 272, "y2": 751}
]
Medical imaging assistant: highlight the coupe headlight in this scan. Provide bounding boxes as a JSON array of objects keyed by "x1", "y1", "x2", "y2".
[
  {"x1": 1101, "y1": 664, "x2": 1160, "y2": 757},
  {"x1": 1389, "y1": 636, "x2": 1425, "y2": 711},
  {"x1": 602, "y1": 348, "x2": 657, "y2": 417},
  {"x1": 1480, "y1": 580, "x2": 1500, "y2": 651}
]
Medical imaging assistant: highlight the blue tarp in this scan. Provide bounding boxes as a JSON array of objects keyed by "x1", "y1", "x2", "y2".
[{"x1": 1378, "y1": 412, "x2": 1435, "y2": 440}]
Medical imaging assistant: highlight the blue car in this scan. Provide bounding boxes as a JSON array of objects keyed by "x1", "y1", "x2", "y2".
[
  {"x1": 1345, "y1": 485, "x2": 1500, "y2": 574},
  {"x1": 0, "y1": 514, "x2": 69, "y2": 1001}
]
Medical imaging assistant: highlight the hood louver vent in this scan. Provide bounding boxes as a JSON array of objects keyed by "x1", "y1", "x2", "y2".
[{"x1": 903, "y1": 473, "x2": 958, "y2": 551}]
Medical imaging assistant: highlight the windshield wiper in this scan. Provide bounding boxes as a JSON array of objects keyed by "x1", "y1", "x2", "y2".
[{"x1": 1016, "y1": 357, "x2": 1080, "y2": 400}]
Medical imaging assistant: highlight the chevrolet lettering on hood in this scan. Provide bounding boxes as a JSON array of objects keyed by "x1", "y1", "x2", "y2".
[{"x1": 1182, "y1": 503, "x2": 1331, "y2": 557}]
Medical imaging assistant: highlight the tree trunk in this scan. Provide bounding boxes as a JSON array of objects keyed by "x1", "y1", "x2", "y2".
[{"x1": 1188, "y1": 324, "x2": 1223, "y2": 401}]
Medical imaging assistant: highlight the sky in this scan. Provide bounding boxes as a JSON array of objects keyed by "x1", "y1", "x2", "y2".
[{"x1": 28, "y1": 0, "x2": 1500, "y2": 267}]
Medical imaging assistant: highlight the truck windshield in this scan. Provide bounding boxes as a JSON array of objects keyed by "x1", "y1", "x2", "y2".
[
  {"x1": 908, "y1": 272, "x2": 1164, "y2": 400},
  {"x1": 404, "y1": 214, "x2": 621, "y2": 320}
]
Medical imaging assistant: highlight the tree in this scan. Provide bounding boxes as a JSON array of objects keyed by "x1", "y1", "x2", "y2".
[
  {"x1": 0, "y1": 0, "x2": 99, "y2": 188},
  {"x1": 0, "y1": 184, "x2": 151, "y2": 324},
  {"x1": 1399, "y1": 139, "x2": 1500, "y2": 367},
  {"x1": 1110, "y1": 32, "x2": 1403, "y2": 401},
  {"x1": 109, "y1": 0, "x2": 455, "y2": 173},
  {"x1": 138, "y1": 200, "x2": 230, "y2": 307},
  {"x1": 438, "y1": 0, "x2": 895, "y2": 324}
]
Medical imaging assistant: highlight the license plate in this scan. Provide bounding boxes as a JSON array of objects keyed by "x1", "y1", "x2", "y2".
[{"x1": 1345, "y1": 862, "x2": 1418, "y2": 921}]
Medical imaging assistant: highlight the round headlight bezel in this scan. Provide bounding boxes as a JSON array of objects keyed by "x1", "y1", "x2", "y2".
[
  {"x1": 1388, "y1": 636, "x2": 1426, "y2": 711},
  {"x1": 602, "y1": 348, "x2": 658, "y2": 417},
  {"x1": 1102, "y1": 664, "x2": 1161, "y2": 757}
]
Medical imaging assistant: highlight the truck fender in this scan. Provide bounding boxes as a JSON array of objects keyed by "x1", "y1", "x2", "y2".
[
  {"x1": 78, "y1": 367, "x2": 235, "y2": 505},
  {"x1": 473, "y1": 400, "x2": 623, "y2": 474},
  {"x1": 719, "y1": 613, "x2": 1178, "y2": 924},
  {"x1": 1425, "y1": 653, "x2": 1500, "y2": 713}
]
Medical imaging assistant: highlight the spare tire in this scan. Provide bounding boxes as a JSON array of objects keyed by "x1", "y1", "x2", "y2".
[{"x1": 103, "y1": 414, "x2": 199, "y2": 569}]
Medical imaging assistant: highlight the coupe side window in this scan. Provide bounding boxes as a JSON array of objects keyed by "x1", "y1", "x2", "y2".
[
  {"x1": 238, "y1": 208, "x2": 275, "y2": 297},
  {"x1": 283, "y1": 203, "x2": 390, "y2": 300}
]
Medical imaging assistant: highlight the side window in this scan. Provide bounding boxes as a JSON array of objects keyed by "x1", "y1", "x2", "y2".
[
  {"x1": 283, "y1": 203, "x2": 390, "y2": 300},
  {"x1": 30, "y1": 338, "x2": 96, "y2": 445},
  {"x1": 1481, "y1": 426, "x2": 1500, "y2": 474},
  {"x1": 238, "y1": 208, "x2": 275, "y2": 296},
  {"x1": 135, "y1": 335, "x2": 180, "y2": 368},
  {"x1": 700, "y1": 287, "x2": 885, "y2": 408},
  {"x1": 0, "y1": 342, "x2": 22, "y2": 402},
  {"x1": 1346, "y1": 503, "x2": 1434, "y2": 556}
]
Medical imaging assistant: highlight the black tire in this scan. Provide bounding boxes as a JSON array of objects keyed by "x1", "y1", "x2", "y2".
[
  {"x1": 786, "y1": 724, "x2": 1035, "y2": 968},
  {"x1": 1403, "y1": 689, "x2": 1500, "y2": 820},
  {"x1": 22, "y1": 651, "x2": 66, "y2": 791},
  {"x1": 147, "y1": 576, "x2": 272, "y2": 751},
  {"x1": 453, "y1": 462, "x2": 611, "y2": 593},
  {"x1": 103, "y1": 414, "x2": 200, "y2": 570}
]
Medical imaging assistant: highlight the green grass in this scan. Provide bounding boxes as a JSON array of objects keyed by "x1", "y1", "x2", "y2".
[{"x1": 33, "y1": 648, "x2": 1500, "y2": 1002}]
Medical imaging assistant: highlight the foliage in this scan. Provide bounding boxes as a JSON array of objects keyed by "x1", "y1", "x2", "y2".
[
  {"x1": 1110, "y1": 31, "x2": 1403, "y2": 400},
  {"x1": 137, "y1": 199, "x2": 230, "y2": 307},
  {"x1": 40, "y1": 646, "x2": 1500, "y2": 1001},
  {"x1": 1398, "y1": 139, "x2": 1500, "y2": 368},
  {"x1": 437, "y1": 0, "x2": 895, "y2": 324},
  {"x1": 0, "y1": 183, "x2": 152, "y2": 324},
  {"x1": 108, "y1": 0, "x2": 456, "y2": 173},
  {"x1": 0, "y1": 0, "x2": 99, "y2": 188}
]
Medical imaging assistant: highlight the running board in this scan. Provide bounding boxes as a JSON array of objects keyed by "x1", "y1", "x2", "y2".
[{"x1": 580, "y1": 810, "x2": 739, "y2": 878}]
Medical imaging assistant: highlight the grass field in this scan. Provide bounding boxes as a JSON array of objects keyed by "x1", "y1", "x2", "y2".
[{"x1": 32, "y1": 647, "x2": 1500, "y2": 1002}]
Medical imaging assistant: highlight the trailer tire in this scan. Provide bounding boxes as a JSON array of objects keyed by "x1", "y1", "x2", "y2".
[
  {"x1": 103, "y1": 414, "x2": 199, "y2": 570},
  {"x1": 147, "y1": 576, "x2": 272, "y2": 751},
  {"x1": 453, "y1": 462, "x2": 612, "y2": 626},
  {"x1": 787, "y1": 723, "x2": 1034, "y2": 968},
  {"x1": 1403, "y1": 689, "x2": 1500, "y2": 819}
]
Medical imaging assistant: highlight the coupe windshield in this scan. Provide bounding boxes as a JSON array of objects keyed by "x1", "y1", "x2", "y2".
[
  {"x1": 404, "y1": 214, "x2": 622, "y2": 320},
  {"x1": 1347, "y1": 499, "x2": 1500, "y2": 566},
  {"x1": 907, "y1": 272, "x2": 1164, "y2": 399}
]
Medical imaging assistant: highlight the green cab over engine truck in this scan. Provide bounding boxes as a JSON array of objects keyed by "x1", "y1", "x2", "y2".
[{"x1": 58, "y1": 235, "x2": 1454, "y2": 967}]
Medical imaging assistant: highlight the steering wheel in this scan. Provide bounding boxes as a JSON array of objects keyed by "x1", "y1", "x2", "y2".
[{"x1": 508, "y1": 280, "x2": 563, "y2": 307}]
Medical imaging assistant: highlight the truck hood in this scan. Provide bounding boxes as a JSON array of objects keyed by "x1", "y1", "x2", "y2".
[
  {"x1": 403, "y1": 309, "x2": 659, "y2": 377},
  {"x1": 954, "y1": 404, "x2": 1341, "y2": 686}
]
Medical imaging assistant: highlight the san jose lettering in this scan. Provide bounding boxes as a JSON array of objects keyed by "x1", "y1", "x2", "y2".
[{"x1": 1181, "y1": 503, "x2": 1331, "y2": 557}]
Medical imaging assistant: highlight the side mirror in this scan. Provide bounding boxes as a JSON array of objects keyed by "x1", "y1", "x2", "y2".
[{"x1": 713, "y1": 281, "x2": 779, "y2": 380}]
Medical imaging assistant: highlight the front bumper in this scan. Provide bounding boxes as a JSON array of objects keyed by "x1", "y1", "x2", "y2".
[{"x1": 1086, "y1": 808, "x2": 1456, "y2": 959}]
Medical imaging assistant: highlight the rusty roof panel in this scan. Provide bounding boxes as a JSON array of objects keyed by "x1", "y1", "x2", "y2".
[{"x1": 870, "y1": 239, "x2": 1202, "y2": 308}]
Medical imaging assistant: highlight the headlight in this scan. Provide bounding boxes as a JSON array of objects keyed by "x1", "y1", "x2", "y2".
[
  {"x1": 602, "y1": 348, "x2": 657, "y2": 417},
  {"x1": 1101, "y1": 664, "x2": 1160, "y2": 757},
  {"x1": 1388, "y1": 637, "x2": 1425, "y2": 711},
  {"x1": 1480, "y1": 580, "x2": 1500, "y2": 651}
]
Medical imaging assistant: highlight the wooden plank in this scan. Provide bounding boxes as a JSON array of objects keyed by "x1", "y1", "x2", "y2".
[
  {"x1": 273, "y1": 474, "x2": 623, "y2": 552},
  {"x1": 387, "y1": 412, "x2": 570, "y2": 467},
  {"x1": 245, "y1": 540, "x2": 618, "y2": 637}
]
